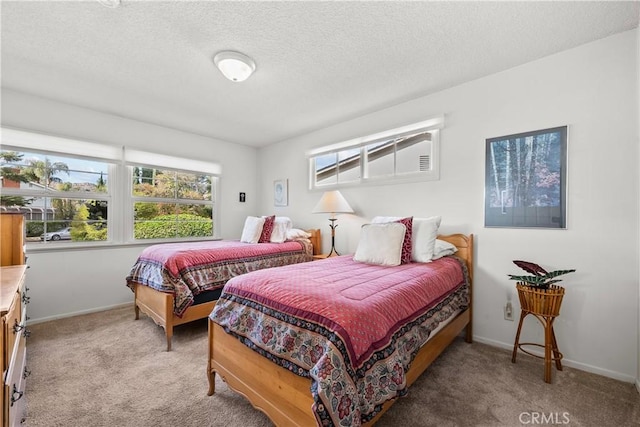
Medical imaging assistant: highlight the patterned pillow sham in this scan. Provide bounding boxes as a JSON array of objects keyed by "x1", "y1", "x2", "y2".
[
  {"x1": 395, "y1": 216, "x2": 413, "y2": 264},
  {"x1": 259, "y1": 215, "x2": 276, "y2": 243}
]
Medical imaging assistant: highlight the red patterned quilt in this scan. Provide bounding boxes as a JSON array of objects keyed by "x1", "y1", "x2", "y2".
[
  {"x1": 211, "y1": 255, "x2": 470, "y2": 426},
  {"x1": 126, "y1": 239, "x2": 312, "y2": 316}
]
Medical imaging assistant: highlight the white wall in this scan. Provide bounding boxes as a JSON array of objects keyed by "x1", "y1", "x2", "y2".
[
  {"x1": 1, "y1": 89, "x2": 258, "y2": 322},
  {"x1": 258, "y1": 30, "x2": 640, "y2": 382}
]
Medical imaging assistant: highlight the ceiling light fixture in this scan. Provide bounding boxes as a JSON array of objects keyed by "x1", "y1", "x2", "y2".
[{"x1": 213, "y1": 51, "x2": 256, "y2": 82}]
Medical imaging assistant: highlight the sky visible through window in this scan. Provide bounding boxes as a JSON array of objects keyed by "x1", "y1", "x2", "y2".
[{"x1": 6, "y1": 150, "x2": 108, "y2": 186}]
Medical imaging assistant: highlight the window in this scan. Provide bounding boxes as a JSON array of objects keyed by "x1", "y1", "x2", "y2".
[
  {"x1": 1, "y1": 128, "x2": 220, "y2": 247},
  {"x1": 0, "y1": 148, "x2": 113, "y2": 244},
  {"x1": 308, "y1": 116, "x2": 443, "y2": 189},
  {"x1": 313, "y1": 147, "x2": 361, "y2": 186},
  {"x1": 131, "y1": 167, "x2": 215, "y2": 240}
]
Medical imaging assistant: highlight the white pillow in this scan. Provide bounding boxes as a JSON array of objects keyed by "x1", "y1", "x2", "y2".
[
  {"x1": 286, "y1": 228, "x2": 311, "y2": 240},
  {"x1": 270, "y1": 217, "x2": 292, "y2": 243},
  {"x1": 353, "y1": 223, "x2": 406, "y2": 266},
  {"x1": 372, "y1": 215, "x2": 442, "y2": 262},
  {"x1": 432, "y1": 239, "x2": 458, "y2": 260},
  {"x1": 240, "y1": 216, "x2": 266, "y2": 243},
  {"x1": 275, "y1": 216, "x2": 292, "y2": 228}
]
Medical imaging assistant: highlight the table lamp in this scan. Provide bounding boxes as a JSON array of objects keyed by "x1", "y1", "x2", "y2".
[{"x1": 312, "y1": 190, "x2": 354, "y2": 256}]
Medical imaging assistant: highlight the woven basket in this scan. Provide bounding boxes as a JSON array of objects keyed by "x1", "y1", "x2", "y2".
[{"x1": 516, "y1": 283, "x2": 565, "y2": 317}]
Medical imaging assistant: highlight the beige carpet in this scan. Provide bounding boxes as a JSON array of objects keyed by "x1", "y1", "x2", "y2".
[{"x1": 24, "y1": 306, "x2": 639, "y2": 426}]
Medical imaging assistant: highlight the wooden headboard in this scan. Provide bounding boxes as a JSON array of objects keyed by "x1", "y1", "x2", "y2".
[
  {"x1": 306, "y1": 229, "x2": 322, "y2": 255},
  {"x1": 437, "y1": 233, "x2": 474, "y2": 282},
  {"x1": 438, "y1": 233, "x2": 474, "y2": 340}
]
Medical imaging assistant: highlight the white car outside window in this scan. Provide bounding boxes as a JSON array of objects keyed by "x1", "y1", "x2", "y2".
[{"x1": 40, "y1": 227, "x2": 72, "y2": 241}]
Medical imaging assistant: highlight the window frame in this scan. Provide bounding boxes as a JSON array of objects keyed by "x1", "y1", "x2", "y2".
[
  {"x1": 307, "y1": 116, "x2": 443, "y2": 190},
  {"x1": 125, "y1": 164, "x2": 219, "y2": 244},
  {"x1": 0, "y1": 144, "x2": 116, "y2": 247},
  {"x1": 1, "y1": 127, "x2": 221, "y2": 250}
]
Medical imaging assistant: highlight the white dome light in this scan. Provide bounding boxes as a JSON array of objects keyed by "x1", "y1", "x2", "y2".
[{"x1": 213, "y1": 51, "x2": 256, "y2": 83}]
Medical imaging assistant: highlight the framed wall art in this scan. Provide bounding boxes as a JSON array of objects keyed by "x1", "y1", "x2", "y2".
[
  {"x1": 274, "y1": 179, "x2": 288, "y2": 207},
  {"x1": 485, "y1": 126, "x2": 568, "y2": 229}
]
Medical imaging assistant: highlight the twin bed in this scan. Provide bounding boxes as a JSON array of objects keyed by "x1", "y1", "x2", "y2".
[
  {"x1": 126, "y1": 229, "x2": 321, "y2": 350},
  {"x1": 207, "y1": 232, "x2": 474, "y2": 426}
]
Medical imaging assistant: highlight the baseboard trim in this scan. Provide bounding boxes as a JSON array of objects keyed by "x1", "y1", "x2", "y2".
[
  {"x1": 27, "y1": 302, "x2": 134, "y2": 325},
  {"x1": 473, "y1": 336, "x2": 637, "y2": 384}
]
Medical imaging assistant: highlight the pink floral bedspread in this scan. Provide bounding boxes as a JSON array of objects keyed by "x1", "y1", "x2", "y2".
[
  {"x1": 126, "y1": 239, "x2": 312, "y2": 316},
  {"x1": 211, "y1": 255, "x2": 470, "y2": 426}
]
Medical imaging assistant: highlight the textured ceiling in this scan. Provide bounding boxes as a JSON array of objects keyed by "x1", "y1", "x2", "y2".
[{"x1": 1, "y1": 1, "x2": 638, "y2": 147}]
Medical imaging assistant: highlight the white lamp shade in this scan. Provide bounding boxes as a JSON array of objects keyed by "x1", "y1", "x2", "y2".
[
  {"x1": 312, "y1": 190, "x2": 354, "y2": 215},
  {"x1": 213, "y1": 51, "x2": 256, "y2": 82}
]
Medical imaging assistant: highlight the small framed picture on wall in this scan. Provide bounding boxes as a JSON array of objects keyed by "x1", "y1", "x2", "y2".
[{"x1": 274, "y1": 179, "x2": 288, "y2": 206}]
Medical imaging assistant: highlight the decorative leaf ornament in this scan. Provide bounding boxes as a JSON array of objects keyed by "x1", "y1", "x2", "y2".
[
  {"x1": 508, "y1": 260, "x2": 575, "y2": 289},
  {"x1": 513, "y1": 260, "x2": 548, "y2": 276}
]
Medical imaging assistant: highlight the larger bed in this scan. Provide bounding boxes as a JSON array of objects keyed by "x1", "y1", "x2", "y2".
[
  {"x1": 207, "y1": 233, "x2": 473, "y2": 426},
  {"x1": 126, "y1": 228, "x2": 321, "y2": 350}
]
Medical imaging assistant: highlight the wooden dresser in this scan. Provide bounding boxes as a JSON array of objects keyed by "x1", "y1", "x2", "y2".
[
  {"x1": 0, "y1": 214, "x2": 25, "y2": 267},
  {"x1": 0, "y1": 213, "x2": 28, "y2": 426}
]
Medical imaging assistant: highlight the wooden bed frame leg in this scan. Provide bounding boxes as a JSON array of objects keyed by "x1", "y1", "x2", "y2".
[
  {"x1": 133, "y1": 284, "x2": 140, "y2": 320},
  {"x1": 165, "y1": 298, "x2": 173, "y2": 351},
  {"x1": 166, "y1": 329, "x2": 172, "y2": 352},
  {"x1": 207, "y1": 319, "x2": 216, "y2": 395},
  {"x1": 207, "y1": 369, "x2": 216, "y2": 396},
  {"x1": 465, "y1": 299, "x2": 473, "y2": 343}
]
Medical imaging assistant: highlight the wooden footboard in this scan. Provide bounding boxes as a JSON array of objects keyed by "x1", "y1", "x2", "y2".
[
  {"x1": 207, "y1": 233, "x2": 474, "y2": 426},
  {"x1": 208, "y1": 308, "x2": 471, "y2": 426},
  {"x1": 208, "y1": 321, "x2": 317, "y2": 425}
]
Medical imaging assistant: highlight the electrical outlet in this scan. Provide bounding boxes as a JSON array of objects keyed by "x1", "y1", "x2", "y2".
[{"x1": 504, "y1": 301, "x2": 514, "y2": 321}]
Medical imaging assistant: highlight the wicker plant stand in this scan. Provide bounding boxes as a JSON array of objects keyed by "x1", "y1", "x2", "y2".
[{"x1": 511, "y1": 283, "x2": 565, "y2": 383}]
